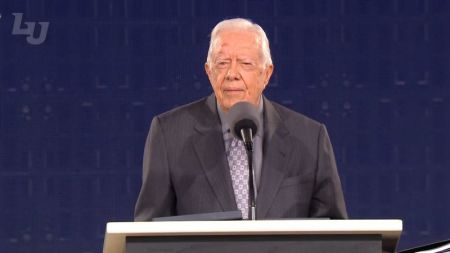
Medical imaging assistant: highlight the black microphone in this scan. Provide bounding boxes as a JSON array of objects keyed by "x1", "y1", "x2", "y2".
[
  {"x1": 227, "y1": 101, "x2": 260, "y2": 145},
  {"x1": 233, "y1": 118, "x2": 257, "y2": 151},
  {"x1": 227, "y1": 101, "x2": 260, "y2": 220}
]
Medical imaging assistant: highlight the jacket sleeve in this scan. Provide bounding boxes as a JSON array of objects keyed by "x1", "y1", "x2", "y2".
[
  {"x1": 309, "y1": 124, "x2": 348, "y2": 219},
  {"x1": 134, "y1": 116, "x2": 175, "y2": 221}
]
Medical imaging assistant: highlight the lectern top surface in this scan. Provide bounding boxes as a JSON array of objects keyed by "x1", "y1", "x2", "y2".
[{"x1": 103, "y1": 219, "x2": 403, "y2": 253}]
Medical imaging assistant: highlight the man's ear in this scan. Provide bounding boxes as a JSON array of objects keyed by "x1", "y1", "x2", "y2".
[
  {"x1": 264, "y1": 64, "x2": 274, "y2": 87},
  {"x1": 205, "y1": 63, "x2": 211, "y2": 76},
  {"x1": 205, "y1": 63, "x2": 214, "y2": 85}
]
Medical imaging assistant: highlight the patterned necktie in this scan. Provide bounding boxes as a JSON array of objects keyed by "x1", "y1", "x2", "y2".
[{"x1": 227, "y1": 138, "x2": 249, "y2": 219}]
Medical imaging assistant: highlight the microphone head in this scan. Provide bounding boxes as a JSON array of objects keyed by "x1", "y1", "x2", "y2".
[{"x1": 226, "y1": 101, "x2": 260, "y2": 140}]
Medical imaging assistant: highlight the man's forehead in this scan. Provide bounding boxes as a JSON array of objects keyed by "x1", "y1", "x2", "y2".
[
  {"x1": 216, "y1": 42, "x2": 257, "y2": 51},
  {"x1": 214, "y1": 31, "x2": 261, "y2": 53}
]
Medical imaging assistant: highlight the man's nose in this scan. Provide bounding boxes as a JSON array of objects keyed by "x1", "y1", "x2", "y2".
[{"x1": 225, "y1": 61, "x2": 241, "y2": 81}]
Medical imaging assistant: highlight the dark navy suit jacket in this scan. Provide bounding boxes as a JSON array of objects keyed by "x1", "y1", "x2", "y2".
[{"x1": 134, "y1": 94, "x2": 348, "y2": 220}]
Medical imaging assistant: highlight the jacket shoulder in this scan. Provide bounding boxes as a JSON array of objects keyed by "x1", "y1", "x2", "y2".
[
  {"x1": 270, "y1": 101, "x2": 323, "y2": 130},
  {"x1": 159, "y1": 97, "x2": 208, "y2": 117},
  {"x1": 154, "y1": 96, "x2": 209, "y2": 126}
]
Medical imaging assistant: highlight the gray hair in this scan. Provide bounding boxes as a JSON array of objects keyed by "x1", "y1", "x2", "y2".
[{"x1": 206, "y1": 18, "x2": 273, "y2": 68}]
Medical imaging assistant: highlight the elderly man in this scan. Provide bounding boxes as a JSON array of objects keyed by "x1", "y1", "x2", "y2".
[{"x1": 134, "y1": 18, "x2": 347, "y2": 221}]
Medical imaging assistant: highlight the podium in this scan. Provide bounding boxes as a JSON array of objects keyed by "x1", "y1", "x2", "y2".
[{"x1": 103, "y1": 220, "x2": 402, "y2": 253}]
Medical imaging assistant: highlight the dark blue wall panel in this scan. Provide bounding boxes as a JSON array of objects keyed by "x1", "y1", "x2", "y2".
[{"x1": 0, "y1": 0, "x2": 449, "y2": 252}]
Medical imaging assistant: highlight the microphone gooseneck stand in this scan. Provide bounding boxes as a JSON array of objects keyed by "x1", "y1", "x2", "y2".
[{"x1": 241, "y1": 128, "x2": 257, "y2": 220}]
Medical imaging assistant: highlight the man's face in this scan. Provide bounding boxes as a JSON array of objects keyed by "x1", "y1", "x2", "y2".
[{"x1": 205, "y1": 30, "x2": 273, "y2": 112}]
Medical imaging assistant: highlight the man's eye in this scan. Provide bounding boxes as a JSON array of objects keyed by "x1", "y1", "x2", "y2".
[
  {"x1": 241, "y1": 61, "x2": 254, "y2": 65},
  {"x1": 241, "y1": 62, "x2": 255, "y2": 69},
  {"x1": 215, "y1": 61, "x2": 229, "y2": 68}
]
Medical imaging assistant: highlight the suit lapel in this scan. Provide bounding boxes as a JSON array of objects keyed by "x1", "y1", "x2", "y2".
[
  {"x1": 192, "y1": 95, "x2": 237, "y2": 212},
  {"x1": 257, "y1": 98, "x2": 290, "y2": 218}
]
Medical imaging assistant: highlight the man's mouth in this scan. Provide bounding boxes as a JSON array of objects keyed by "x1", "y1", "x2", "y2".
[{"x1": 224, "y1": 88, "x2": 244, "y2": 93}]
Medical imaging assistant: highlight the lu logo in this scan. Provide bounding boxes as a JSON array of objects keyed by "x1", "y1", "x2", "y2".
[{"x1": 12, "y1": 13, "x2": 49, "y2": 45}]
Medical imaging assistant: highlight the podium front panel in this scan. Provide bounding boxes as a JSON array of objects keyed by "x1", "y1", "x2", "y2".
[{"x1": 126, "y1": 234, "x2": 382, "y2": 253}]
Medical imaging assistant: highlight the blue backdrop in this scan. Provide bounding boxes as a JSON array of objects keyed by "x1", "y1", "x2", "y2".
[{"x1": 0, "y1": 0, "x2": 449, "y2": 252}]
